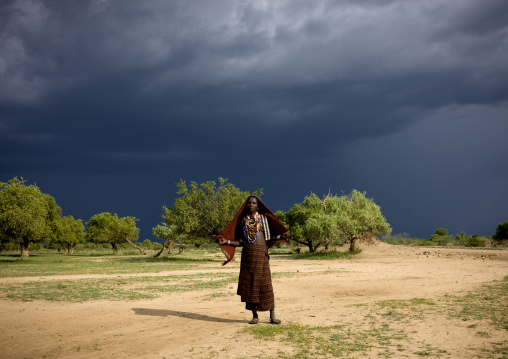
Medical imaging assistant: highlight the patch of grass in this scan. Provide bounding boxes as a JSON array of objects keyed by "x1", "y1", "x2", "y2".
[
  {"x1": 240, "y1": 276, "x2": 508, "y2": 358},
  {"x1": 445, "y1": 275, "x2": 508, "y2": 331},
  {"x1": 292, "y1": 249, "x2": 361, "y2": 260},
  {"x1": 243, "y1": 322, "x2": 305, "y2": 340},
  {"x1": 242, "y1": 322, "x2": 406, "y2": 357},
  {"x1": 0, "y1": 253, "x2": 220, "y2": 277},
  {"x1": 0, "y1": 272, "x2": 238, "y2": 302},
  {"x1": 374, "y1": 297, "x2": 437, "y2": 322},
  {"x1": 377, "y1": 298, "x2": 436, "y2": 309},
  {"x1": 202, "y1": 292, "x2": 235, "y2": 301},
  {"x1": 476, "y1": 331, "x2": 492, "y2": 338}
]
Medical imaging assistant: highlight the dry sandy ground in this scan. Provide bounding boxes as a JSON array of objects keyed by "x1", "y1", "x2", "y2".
[{"x1": 1, "y1": 244, "x2": 507, "y2": 359}]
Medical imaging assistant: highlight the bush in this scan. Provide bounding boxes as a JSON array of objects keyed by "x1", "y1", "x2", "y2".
[
  {"x1": 142, "y1": 239, "x2": 153, "y2": 248},
  {"x1": 28, "y1": 242, "x2": 42, "y2": 250},
  {"x1": 465, "y1": 237, "x2": 486, "y2": 247},
  {"x1": 493, "y1": 221, "x2": 508, "y2": 241}
]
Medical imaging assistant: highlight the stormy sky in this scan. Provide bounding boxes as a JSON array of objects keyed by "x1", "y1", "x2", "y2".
[{"x1": 1, "y1": 0, "x2": 507, "y2": 240}]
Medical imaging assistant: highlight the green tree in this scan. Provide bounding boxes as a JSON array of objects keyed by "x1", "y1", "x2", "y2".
[
  {"x1": 85, "y1": 242, "x2": 97, "y2": 250},
  {"x1": 86, "y1": 213, "x2": 143, "y2": 255},
  {"x1": 0, "y1": 178, "x2": 62, "y2": 256},
  {"x1": 53, "y1": 216, "x2": 86, "y2": 254},
  {"x1": 429, "y1": 228, "x2": 451, "y2": 245},
  {"x1": 332, "y1": 190, "x2": 391, "y2": 252},
  {"x1": 282, "y1": 190, "x2": 391, "y2": 253},
  {"x1": 431, "y1": 228, "x2": 448, "y2": 238},
  {"x1": 281, "y1": 194, "x2": 341, "y2": 253},
  {"x1": 493, "y1": 221, "x2": 508, "y2": 241},
  {"x1": 142, "y1": 239, "x2": 153, "y2": 248},
  {"x1": 162, "y1": 178, "x2": 262, "y2": 247},
  {"x1": 465, "y1": 236, "x2": 486, "y2": 247},
  {"x1": 152, "y1": 224, "x2": 185, "y2": 257}
]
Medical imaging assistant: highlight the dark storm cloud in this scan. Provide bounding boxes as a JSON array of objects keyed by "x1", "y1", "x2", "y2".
[{"x1": 1, "y1": 0, "x2": 507, "y2": 238}]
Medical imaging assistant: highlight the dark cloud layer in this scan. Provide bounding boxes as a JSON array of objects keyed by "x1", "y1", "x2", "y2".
[{"x1": 1, "y1": 0, "x2": 507, "y2": 239}]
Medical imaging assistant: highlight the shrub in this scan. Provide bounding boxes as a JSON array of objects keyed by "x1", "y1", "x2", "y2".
[
  {"x1": 434, "y1": 228, "x2": 448, "y2": 236},
  {"x1": 493, "y1": 221, "x2": 508, "y2": 241},
  {"x1": 465, "y1": 237, "x2": 486, "y2": 247}
]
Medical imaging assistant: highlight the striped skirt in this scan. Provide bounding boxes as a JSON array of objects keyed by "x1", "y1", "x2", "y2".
[{"x1": 237, "y1": 244, "x2": 275, "y2": 311}]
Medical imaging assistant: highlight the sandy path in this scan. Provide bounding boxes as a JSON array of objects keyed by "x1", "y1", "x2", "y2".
[{"x1": 1, "y1": 244, "x2": 507, "y2": 358}]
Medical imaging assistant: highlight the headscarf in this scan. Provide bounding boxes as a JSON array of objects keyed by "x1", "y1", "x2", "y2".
[{"x1": 216, "y1": 196, "x2": 288, "y2": 265}]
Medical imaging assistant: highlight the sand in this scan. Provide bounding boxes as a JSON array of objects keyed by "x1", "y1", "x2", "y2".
[{"x1": 1, "y1": 243, "x2": 507, "y2": 358}]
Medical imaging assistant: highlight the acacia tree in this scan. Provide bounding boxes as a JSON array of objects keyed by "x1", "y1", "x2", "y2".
[
  {"x1": 0, "y1": 178, "x2": 62, "y2": 256},
  {"x1": 52, "y1": 216, "x2": 86, "y2": 254},
  {"x1": 280, "y1": 194, "x2": 341, "y2": 253},
  {"x1": 152, "y1": 224, "x2": 185, "y2": 257},
  {"x1": 162, "y1": 178, "x2": 262, "y2": 247},
  {"x1": 282, "y1": 190, "x2": 391, "y2": 253},
  {"x1": 335, "y1": 190, "x2": 392, "y2": 251},
  {"x1": 86, "y1": 213, "x2": 143, "y2": 255}
]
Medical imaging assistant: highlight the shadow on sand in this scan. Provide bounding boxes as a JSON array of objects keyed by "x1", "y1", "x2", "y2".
[{"x1": 131, "y1": 308, "x2": 246, "y2": 323}]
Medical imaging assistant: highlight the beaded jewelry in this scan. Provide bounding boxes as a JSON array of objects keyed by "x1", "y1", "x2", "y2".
[{"x1": 243, "y1": 212, "x2": 262, "y2": 244}]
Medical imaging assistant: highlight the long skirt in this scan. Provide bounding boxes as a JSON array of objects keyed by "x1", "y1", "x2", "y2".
[{"x1": 237, "y1": 244, "x2": 275, "y2": 311}]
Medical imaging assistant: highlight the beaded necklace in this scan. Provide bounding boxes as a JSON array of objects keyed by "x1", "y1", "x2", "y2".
[{"x1": 243, "y1": 212, "x2": 262, "y2": 244}]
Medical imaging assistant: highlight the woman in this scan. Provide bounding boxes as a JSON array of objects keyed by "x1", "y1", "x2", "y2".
[{"x1": 217, "y1": 196, "x2": 290, "y2": 324}]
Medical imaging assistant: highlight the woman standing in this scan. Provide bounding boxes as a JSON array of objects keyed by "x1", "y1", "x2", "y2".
[{"x1": 217, "y1": 196, "x2": 290, "y2": 324}]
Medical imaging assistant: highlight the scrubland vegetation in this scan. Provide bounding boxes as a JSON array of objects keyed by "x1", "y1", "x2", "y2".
[{"x1": 3, "y1": 177, "x2": 506, "y2": 260}]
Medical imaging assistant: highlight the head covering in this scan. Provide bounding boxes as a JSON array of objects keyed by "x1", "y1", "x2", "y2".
[{"x1": 216, "y1": 196, "x2": 288, "y2": 265}]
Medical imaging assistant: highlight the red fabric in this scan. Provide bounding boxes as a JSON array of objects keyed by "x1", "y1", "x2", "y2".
[{"x1": 216, "y1": 196, "x2": 288, "y2": 265}]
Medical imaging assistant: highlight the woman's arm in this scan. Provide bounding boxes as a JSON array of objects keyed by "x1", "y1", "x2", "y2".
[
  {"x1": 269, "y1": 231, "x2": 291, "y2": 241},
  {"x1": 217, "y1": 237, "x2": 241, "y2": 247}
]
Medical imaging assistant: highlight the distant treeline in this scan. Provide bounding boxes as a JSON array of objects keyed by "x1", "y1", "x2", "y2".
[{"x1": 1, "y1": 177, "x2": 507, "y2": 257}]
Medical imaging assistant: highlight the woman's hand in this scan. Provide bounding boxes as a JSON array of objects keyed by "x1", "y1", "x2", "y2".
[
  {"x1": 217, "y1": 237, "x2": 227, "y2": 245},
  {"x1": 274, "y1": 231, "x2": 290, "y2": 240}
]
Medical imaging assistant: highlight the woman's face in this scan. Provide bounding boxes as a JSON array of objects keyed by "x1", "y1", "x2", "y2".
[{"x1": 246, "y1": 197, "x2": 258, "y2": 214}]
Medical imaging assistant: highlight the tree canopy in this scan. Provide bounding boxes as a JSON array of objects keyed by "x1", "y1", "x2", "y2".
[
  {"x1": 51, "y1": 216, "x2": 86, "y2": 254},
  {"x1": 493, "y1": 221, "x2": 508, "y2": 241},
  {"x1": 0, "y1": 178, "x2": 62, "y2": 256},
  {"x1": 86, "y1": 212, "x2": 142, "y2": 255},
  {"x1": 162, "y1": 178, "x2": 262, "y2": 247},
  {"x1": 280, "y1": 190, "x2": 391, "y2": 252},
  {"x1": 151, "y1": 224, "x2": 185, "y2": 257}
]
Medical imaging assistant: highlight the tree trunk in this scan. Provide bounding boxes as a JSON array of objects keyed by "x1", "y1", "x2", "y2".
[
  {"x1": 21, "y1": 238, "x2": 30, "y2": 257},
  {"x1": 153, "y1": 240, "x2": 172, "y2": 258},
  {"x1": 178, "y1": 244, "x2": 185, "y2": 254},
  {"x1": 291, "y1": 238, "x2": 315, "y2": 253},
  {"x1": 111, "y1": 242, "x2": 119, "y2": 255},
  {"x1": 349, "y1": 235, "x2": 358, "y2": 252},
  {"x1": 324, "y1": 238, "x2": 330, "y2": 251},
  {"x1": 153, "y1": 243, "x2": 165, "y2": 258},
  {"x1": 67, "y1": 244, "x2": 74, "y2": 254},
  {"x1": 308, "y1": 240, "x2": 324, "y2": 253},
  {"x1": 125, "y1": 238, "x2": 146, "y2": 255}
]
